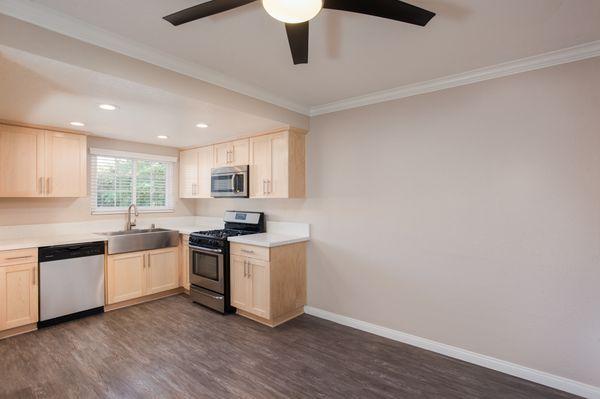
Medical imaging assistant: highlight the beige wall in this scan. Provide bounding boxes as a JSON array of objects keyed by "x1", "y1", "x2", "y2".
[
  {"x1": 0, "y1": 135, "x2": 195, "y2": 226},
  {"x1": 197, "y1": 57, "x2": 600, "y2": 387}
]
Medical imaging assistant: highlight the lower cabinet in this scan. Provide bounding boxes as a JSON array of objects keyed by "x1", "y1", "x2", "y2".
[
  {"x1": 230, "y1": 242, "x2": 306, "y2": 327},
  {"x1": 180, "y1": 235, "x2": 190, "y2": 291},
  {"x1": 106, "y1": 247, "x2": 179, "y2": 305},
  {"x1": 0, "y1": 249, "x2": 39, "y2": 334}
]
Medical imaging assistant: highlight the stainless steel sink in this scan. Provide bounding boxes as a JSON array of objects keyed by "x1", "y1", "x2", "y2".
[{"x1": 98, "y1": 228, "x2": 179, "y2": 254}]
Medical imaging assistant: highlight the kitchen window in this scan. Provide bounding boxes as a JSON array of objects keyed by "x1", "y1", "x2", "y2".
[{"x1": 89, "y1": 148, "x2": 176, "y2": 214}]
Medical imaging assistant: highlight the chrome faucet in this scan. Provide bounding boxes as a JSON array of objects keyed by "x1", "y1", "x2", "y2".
[{"x1": 125, "y1": 203, "x2": 138, "y2": 230}]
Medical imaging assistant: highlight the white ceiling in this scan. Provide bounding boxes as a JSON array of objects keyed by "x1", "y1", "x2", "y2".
[
  {"x1": 0, "y1": 45, "x2": 285, "y2": 147},
  {"x1": 15, "y1": 0, "x2": 600, "y2": 110}
]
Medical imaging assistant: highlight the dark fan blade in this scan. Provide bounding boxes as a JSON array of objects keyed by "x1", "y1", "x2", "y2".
[
  {"x1": 164, "y1": 0, "x2": 256, "y2": 26},
  {"x1": 285, "y1": 22, "x2": 309, "y2": 65},
  {"x1": 323, "y1": 0, "x2": 435, "y2": 26}
]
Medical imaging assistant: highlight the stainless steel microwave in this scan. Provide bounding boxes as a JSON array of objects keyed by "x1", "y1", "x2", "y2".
[{"x1": 211, "y1": 165, "x2": 249, "y2": 198}]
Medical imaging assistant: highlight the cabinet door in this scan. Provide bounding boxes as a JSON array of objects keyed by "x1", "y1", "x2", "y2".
[
  {"x1": 180, "y1": 236, "x2": 190, "y2": 290},
  {"x1": 197, "y1": 146, "x2": 213, "y2": 198},
  {"x1": 213, "y1": 143, "x2": 231, "y2": 167},
  {"x1": 45, "y1": 131, "x2": 87, "y2": 197},
  {"x1": 249, "y1": 135, "x2": 271, "y2": 198},
  {"x1": 268, "y1": 133, "x2": 289, "y2": 198},
  {"x1": 0, "y1": 263, "x2": 38, "y2": 330},
  {"x1": 146, "y1": 247, "x2": 179, "y2": 295},
  {"x1": 231, "y1": 139, "x2": 249, "y2": 166},
  {"x1": 249, "y1": 258, "x2": 270, "y2": 319},
  {"x1": 230, "y1": 255, "x2": 251, "y2": 311},
  {"x1": 179, "y1": 148, "x2": 199, "y2": 198},
  {"x1": 0, "y1": 125, "x2": 45, "y2": 197},
  {"x1": 107, "y1": 252, "x2": 145, "y2": 304}
]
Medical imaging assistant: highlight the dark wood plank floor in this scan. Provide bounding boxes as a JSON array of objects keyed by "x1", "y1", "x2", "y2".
[{"x1": 0, "y1": 295, "x2": 578, "y2": 399}]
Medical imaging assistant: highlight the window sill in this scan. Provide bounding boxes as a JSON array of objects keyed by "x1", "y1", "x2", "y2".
[{"x1": 91, "y1": 209, "x2": 175, "y2": 215}]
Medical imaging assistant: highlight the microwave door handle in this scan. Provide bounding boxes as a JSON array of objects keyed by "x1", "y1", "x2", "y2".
[{"x1": 231, "y1": 174, "x2": 236, "y2": 192}]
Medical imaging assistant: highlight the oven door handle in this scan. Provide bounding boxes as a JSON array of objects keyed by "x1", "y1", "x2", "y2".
[{"x1": 189, "y1": 245, "x2": 223, "y2": 254}]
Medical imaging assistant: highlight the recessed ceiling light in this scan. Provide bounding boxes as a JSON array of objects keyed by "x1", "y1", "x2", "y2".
[
  {"x1": 70, "y1": 121, "x2": 85, "y2": 127},
  {"x1": 157, "y1": 135, "x2": 168, "y2": 139},
  {"x1": 196, "y1": 123, "x2": 209, "y2": 128},
  {"x1": 99, "y1": 104, "x2": 118, "y2": 111}
]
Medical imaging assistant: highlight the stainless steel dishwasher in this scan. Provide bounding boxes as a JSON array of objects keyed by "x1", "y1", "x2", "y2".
[{"x1": 38, "y1": 241, "x2": 105, "y2": 328}]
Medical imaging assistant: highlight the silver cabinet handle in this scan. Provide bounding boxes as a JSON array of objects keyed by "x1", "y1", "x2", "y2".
[
  {"x1": 267, "y1": 179, "x2": 271, "y2": 194},
  {"x1": 32, "y1": 267, "x2": 36, "y2": 285},
  {"x1": 38, "y1": 177, "x2": 43, "y2": 195},
  {"x1": 262, "y1": 179, "x2": 266, "y2": 195},
  {"x1": 148, "y1": 254, "x2": 151, "y2": 268},
  {"x1": 243, "y1": 260, "x2": 247, "y2": 277},
  {"x1": 241, "y1": 249, "x2": 254, "y2": 254},
  {"x1": 47, "y1": 177, "x2": 51, "y2": 195},
  {"x1": 247, "y1": 261, "x2": 252, "y2": 278}
]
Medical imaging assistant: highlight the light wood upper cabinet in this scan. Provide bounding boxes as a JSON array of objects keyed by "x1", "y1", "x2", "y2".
[
  {"x1": 213, "y1": 139, "x2": 249, "y2": 167},
  {"x1": 0, "y1": 248, "x2": 39, "y2": 332},
  {"x1": 179, "y1": 146, "x2": 213, "y2": 199},
  {"x1": 213, "y1": 142, "x2": 230, "y2": 167},
  {"x1": 146, "y1": 248, "x2": 179, "y2": 295},
  {"x1": 45, "y1": 131, "x2": 87, "y2": 197},
  {"x1": 0, "y1": 125, "x2": 45, "y2": 197},
  {"x1": 250, "y1": 130, "x2": 305, "y2": 198},
  {"x1": 106, "y1": 247, "x2": 179, "y2": 305},
  {"x1": 0, "y1": 124, "x2": 87, "y2": 198},
  {"x1": 179, "y1": 128, "x2": 306, "y2": 200},
  {"x1": 179, "y1": 148, "x2": 199, "y2": 198}
]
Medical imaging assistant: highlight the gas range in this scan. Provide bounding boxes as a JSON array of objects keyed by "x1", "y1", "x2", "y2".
[
  {"x1": 188, "y1": 211, "x2": 265, "y2": 314},
  {"x1": 189, "y1": 229, "x2": 254, "y2": 250}
]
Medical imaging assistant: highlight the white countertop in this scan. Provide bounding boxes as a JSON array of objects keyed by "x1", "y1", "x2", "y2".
[
  {"x1": 0, "y1": 233, "x2": 107, "y2": 252},
  {"x1": 0, "y1": 217, "x2": 309, "y2": 251},
  {"x1": 228, "y1": 233, "x2": 309, "y2": 248}
]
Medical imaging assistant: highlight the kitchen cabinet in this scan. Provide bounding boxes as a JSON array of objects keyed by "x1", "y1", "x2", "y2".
[
  {"x1": 146, "y1": 248, "x2": 179, "y2": 295},
  {"x1": 106, "y1": 247, "x2": 179, "y2": 305},
  {"x1": 0, "y1": 124, "x2": 87, "y2": 198},
  {"x1": 0, "y1": 248, "x2": 38, "y2": 334},
  {"x1": 179, "y1": 145, "x2": 212, "y2": 198},
  {"x1": 180, "y1": 235, "x2": 190, "y2": 291},
  {"x1": 230, "y1": 242, "x2": 306, "y2": 327},
  {"x1": 249, "y1": 130, "x2": 305, "y2": 198},
  {"x1": 213, "y1": 139, "x2": 249, "y2": 167}
]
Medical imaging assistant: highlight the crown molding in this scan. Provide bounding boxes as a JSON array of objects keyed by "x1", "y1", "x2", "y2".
[
  {"x1": 310, "y1": 40, "x2": 600, "y2": 116},
  {"x1": 0, "y1": 0, "x2": 311, "y2": 116}
]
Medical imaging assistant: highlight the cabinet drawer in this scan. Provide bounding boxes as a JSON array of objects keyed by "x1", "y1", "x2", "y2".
[
  {"x1": 0, "y1": 248, "x2": 38, "y2": 266},
  {"x1": 230, "y1": 243, "x2": 269, "y2": 261}
]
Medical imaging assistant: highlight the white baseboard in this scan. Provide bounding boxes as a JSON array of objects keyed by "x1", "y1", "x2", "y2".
[{"x1": 304, "y1": 306, "x2": 600, "y2": 399}]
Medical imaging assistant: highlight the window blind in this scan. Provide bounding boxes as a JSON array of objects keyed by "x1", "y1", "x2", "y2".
[{"x1": 89, "y1": 151, "x2": 174, "y2": 214}]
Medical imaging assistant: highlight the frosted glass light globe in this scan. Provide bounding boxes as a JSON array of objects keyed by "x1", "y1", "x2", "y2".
[{"x1": 262, "y1": 0, "x2": 323, "y2": 23}]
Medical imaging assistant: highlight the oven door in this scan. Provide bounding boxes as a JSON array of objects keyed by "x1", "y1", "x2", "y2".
[{"x1": 189, "y1": 245, "x2": 224, "y2": 294}]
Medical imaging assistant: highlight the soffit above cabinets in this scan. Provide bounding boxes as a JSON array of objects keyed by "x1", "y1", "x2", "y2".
[{"x1": 0, "y1": 44, "x2": 287, "y2": 147}]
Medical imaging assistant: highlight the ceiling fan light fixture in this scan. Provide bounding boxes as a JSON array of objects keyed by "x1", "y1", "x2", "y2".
[{"x1": 262, "y1": 0, "x2": 323, "y2": 23}]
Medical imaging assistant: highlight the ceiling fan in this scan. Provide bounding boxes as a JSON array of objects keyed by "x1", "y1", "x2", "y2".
[{"x1": 163, "y1": 0, "x2": 435, "y2": 65}]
